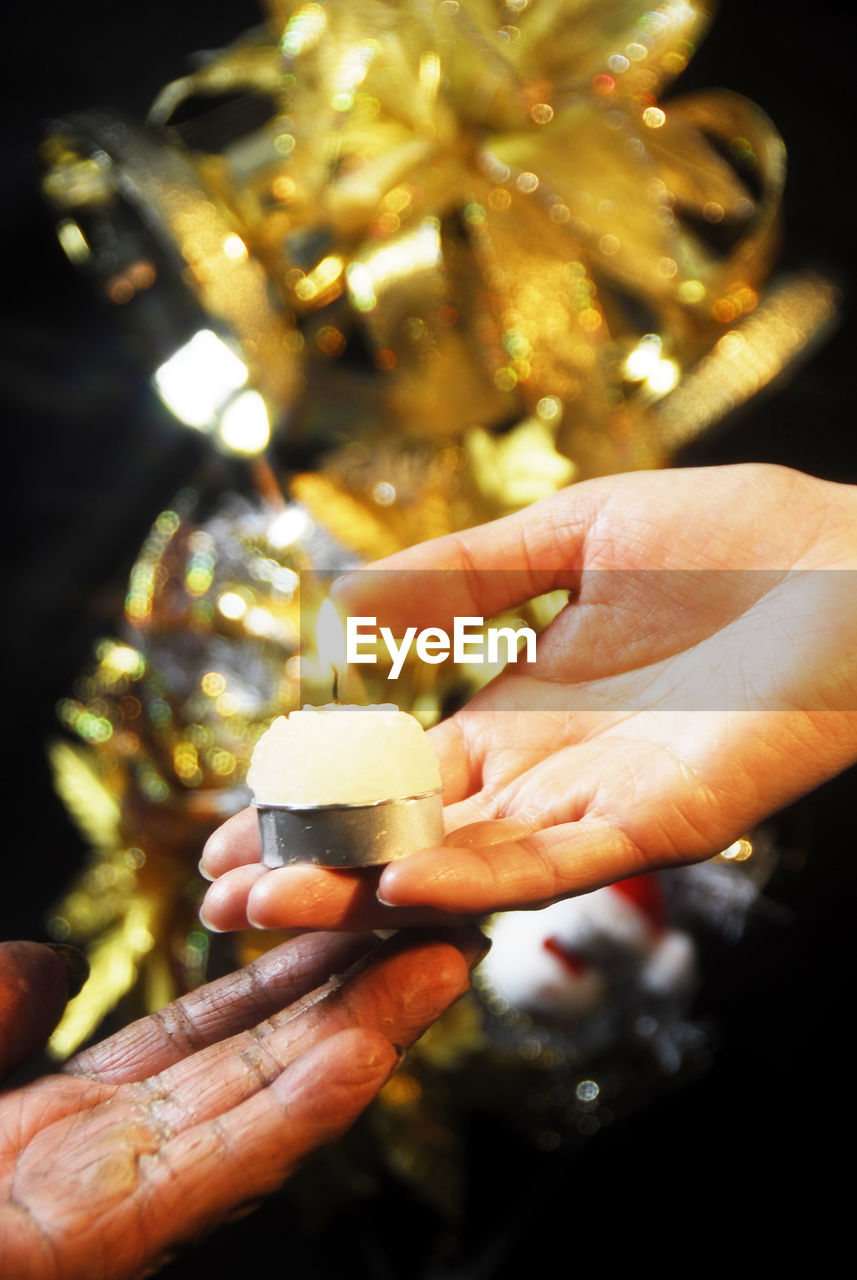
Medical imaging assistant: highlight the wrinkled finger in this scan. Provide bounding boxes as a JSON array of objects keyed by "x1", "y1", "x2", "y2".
[
  {"x1": 201, "y1": 806, "x2": 261, "y2": 879},
  {"x1": 199, "y1": 863, "x2": 269, "y2": 932},
  {"x1": 145, "y1": 1029, "x2": 398, "y2": 1263},
  {"x1": 142, "y1": 928, "x2": 484, "y2": 1120},
  {"x1": 16, "y1": 1028, "x2": 400, "y2": 1280},
  {"x1": 0, "y1": 942, "x2": 85, "y2": 1079},
  {"x1": 244, "y1": 863, "x2": 462, "y2": 932},
  {"x1": 66, "y1": 932, "x2": 379, "y2": 1084}
]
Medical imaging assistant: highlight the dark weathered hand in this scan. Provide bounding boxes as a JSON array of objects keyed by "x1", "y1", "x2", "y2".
[
  {"x1": 0, "y1": 929, "x2": 484, "y2": 1279},
  {"x1": 200, "y1": 463, "x2": 857, "y2": 930}
]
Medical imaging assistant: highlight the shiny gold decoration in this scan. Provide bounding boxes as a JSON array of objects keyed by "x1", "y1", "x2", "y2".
[
  {"x1": 43, "y1": 0, "x2": 823, "y2": 487},
  {"x1": 44, "y1": 0, "x2": 821, "y2": 1057},
  {"x1": 651, "y1": 271, "x2": 840, "y2": 449},
  {"x1": 47, "y1": 496, "x2": 307, "y2": 1049},
  {"x1": 41, "y1": 128, "x2": 297, "y2": 430}
]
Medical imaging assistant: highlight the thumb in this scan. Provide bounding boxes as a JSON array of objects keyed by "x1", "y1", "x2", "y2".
[
  {"x1": 0, "y1": 941, "x2": 89, "y2": 1079},
  {"x1": 331, "y1": 485, "x2": 593, "y2": 633}
]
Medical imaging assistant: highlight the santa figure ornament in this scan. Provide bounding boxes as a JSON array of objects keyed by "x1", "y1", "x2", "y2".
[{"x1": 481, "y1": 872, "x2": 697, "y2": 1022}]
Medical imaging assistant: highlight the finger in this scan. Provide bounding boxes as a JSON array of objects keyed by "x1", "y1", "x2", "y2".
[
  {"x1": 377, "y1": 725, "x2": 729, "y2": 912},
  {"x1": 331, "y1": 484, "x2": 594, "y2": 630},
  {"x1": 199, "y1": 864, "x2": 269, "y2": 932},
  {"x1": 200, "y1": 806, "x2": 261, "y2": 879},
  {"x1": 435, "y1": 702, "x2": 602, "y2": 810},
  {"x1": 0, "y1": 942, "x2": 87, "y2": 1079},
  {"x1": 377, "y1": 816, "x2": 655, "y2": 913},
  {"x1": 244, "y1": 863, "x2": 464, "y2": 932},
  {"x1": 140, "y1": 928, "x2": 484, "y2": 1121},
  {"x1": 431, "y1": 715, "x2": 481, "y2": 808},
  {"x1": 65, "y1": 932, "x2": 380, "y2": 1083},
  {"x1": 142, "y1": 1029, "x2": 400, "y2": 1266},
  {"x1": 431, "y1": 701, "x2": 589, "y2": 819},
  {"x1": 19, "y1": 1028, "x2": 401, "y2": 1280}
]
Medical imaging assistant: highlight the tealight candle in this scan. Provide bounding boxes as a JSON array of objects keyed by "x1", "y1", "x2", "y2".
[{"x1": 249, "y1": 704, "x2": 444, "y2": 867}]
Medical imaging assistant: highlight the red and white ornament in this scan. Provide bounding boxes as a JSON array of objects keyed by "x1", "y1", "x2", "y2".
[{"x1": 481, "y1": 873, "x2": 696, "y2": 1019}]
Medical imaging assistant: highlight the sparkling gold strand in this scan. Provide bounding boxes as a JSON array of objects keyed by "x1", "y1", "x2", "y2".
[{"x1": 651, "y1": 273, "x2": 840, "y2": 449}]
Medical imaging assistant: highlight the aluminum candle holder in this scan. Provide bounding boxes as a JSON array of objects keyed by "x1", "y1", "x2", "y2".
[{"x1": 255, "y1": 788, "x2": 444, "y2": 868}]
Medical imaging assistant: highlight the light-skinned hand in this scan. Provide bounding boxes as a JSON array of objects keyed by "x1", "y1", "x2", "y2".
[{"x1": 200, "y1": 463, "x2": 857, "y2": 932}]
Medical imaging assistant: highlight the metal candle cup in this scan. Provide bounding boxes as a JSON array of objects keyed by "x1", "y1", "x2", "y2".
[{"x1": 255, "y1": 788, "x2": 444, "y2": 868}]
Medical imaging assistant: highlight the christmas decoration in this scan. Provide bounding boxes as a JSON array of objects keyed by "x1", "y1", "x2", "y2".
[
  {"x1": 43, "y1": 0, "x2": 831, "y2": 497},
  {"x1": 39, "y1": 0, "x2": 813, "y2": 1176}
]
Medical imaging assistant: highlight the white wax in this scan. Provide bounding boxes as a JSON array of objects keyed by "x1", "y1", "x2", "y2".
[{"x1": 248, "y1": 704, "x2": 442, "y2": 806}]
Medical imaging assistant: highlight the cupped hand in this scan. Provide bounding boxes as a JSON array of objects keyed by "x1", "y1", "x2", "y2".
[
  {"x1": 0, "y1": 928, "x2": 484, "y2": 1279},
  {"x1": 200, "y1": 463, "x2": 857, "y2": 931}
]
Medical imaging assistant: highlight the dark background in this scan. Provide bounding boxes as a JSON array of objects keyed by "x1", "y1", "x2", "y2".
[{"x1": 1, "y1": 1, "x2": 854, "y2": 1273}]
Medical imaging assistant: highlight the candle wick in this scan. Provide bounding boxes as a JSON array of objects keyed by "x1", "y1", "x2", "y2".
[{"x1": 331, "y1": 667, "x2": 339, "y2": 703}]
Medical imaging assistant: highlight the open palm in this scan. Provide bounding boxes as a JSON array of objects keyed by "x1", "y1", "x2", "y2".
[
  {"x1": 0, "y1": 931, "x2": 481, "y2": 1279},
  {"x1": 200, "y1": 463, "x2": 857, "y2": 930}
]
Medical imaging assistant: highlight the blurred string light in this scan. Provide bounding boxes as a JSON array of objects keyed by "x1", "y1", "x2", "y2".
[
  {"x1": 152, "y1": 328, "x2": 271, "y2": 453},
  {"x1": 281, "y1": 1, "x2": 328, "y2": 58},
  {"x1": 719, "y1": 837, "x2": 753, "y2": 862},
  {"x1": 220, "y1": 390, "x2": 271, "y2": 454},
  {"x1": 56, "y1": 218, "x2": 91, "y2": 264},
  {"x1": 266, "y1": 504, "x2": 312, "y2": 549},
  {"x1": 622, "y1": 333, "x2": 680, "y2": 397}
]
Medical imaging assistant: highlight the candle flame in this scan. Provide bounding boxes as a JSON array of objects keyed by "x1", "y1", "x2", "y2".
[{"x1": 316, "y1": 598, "x2": 347, "y2": 699}]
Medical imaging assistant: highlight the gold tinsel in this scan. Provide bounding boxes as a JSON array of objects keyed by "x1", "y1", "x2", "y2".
[{"x1": 43, "y1": 0, "x2": 830, "y2": 1061}]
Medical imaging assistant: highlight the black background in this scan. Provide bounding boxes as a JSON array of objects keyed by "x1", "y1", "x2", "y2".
[{"x1": 1, "y1": 2, "x2": 855, "y2": 1274}]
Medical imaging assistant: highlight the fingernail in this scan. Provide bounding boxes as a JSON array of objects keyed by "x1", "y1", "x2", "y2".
[
  {"x1": 454, "y1": 924, "x2": 492, "y2": 970},
  {"x1": 45, "y1": 943, "x2": 90, "y2": 999},
  {"x1": 384, "y1": 924, "x2": 491, "y2": 970},
  {"x1": 198, "y1": 905, "x2": 224, "y2": 934},
  {"x1": 329, "y1": 572, "x2": 354, "y2": 599},
  {"x1": 202, "y1": 829, "x2": 226, "y2": 860},
  {"x1": 197, "y1": 859, "x2": 214, "y2": 883},
  {"x1": 225, "y1": 1199, "x2": 265, "y2": 1224}
]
